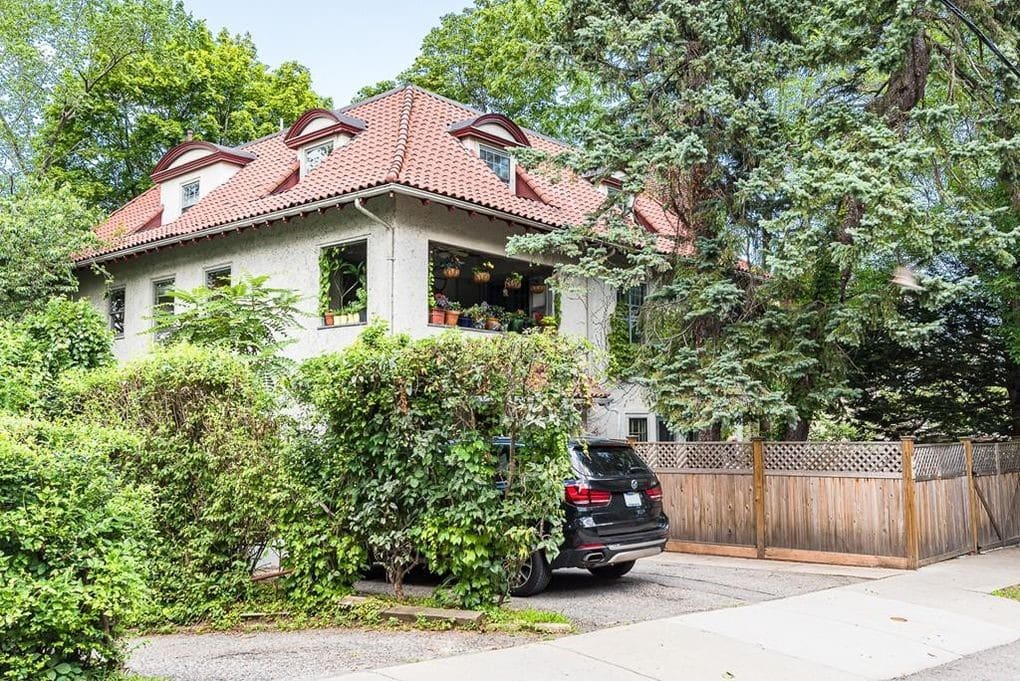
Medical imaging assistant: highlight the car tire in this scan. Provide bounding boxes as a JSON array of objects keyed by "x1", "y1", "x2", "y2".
[
  {"x1": 510, "y1": 551, "x2": 552, "y2": 597},
  {"x1": 588, "y1": 560, "x2": 636, "y2": 579}
]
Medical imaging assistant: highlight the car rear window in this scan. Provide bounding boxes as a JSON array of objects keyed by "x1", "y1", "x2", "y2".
[{"x1": 570, "y1": 445, "x2": 650, "y2": 477}]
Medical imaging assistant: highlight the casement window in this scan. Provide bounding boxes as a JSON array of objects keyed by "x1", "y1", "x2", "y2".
[
  {"x1": 320, "y1": 240, "x2": 368, "y2": 326},
  {"x1": 618, "y1": 284, "x2": 646, "y2": 343},
  {"x1": 304, "y1": 140, "x2": 334, "y2": 174},
  {"x1": 479, "y1": 144, "x2": 512, "y2": 184},
  {"x1": 205, "y1": 266, "x2": 231, "y2": 288},
  {"x1": 107, "y1": 287, "x2": 125, "y2": 338},
  {"x1": 181, "y1": 180, "x2": 200, "y2": 212},
  {"x1": 153, "y1": 278, "x2": 175, "y2": 316},
  {"x1": 656, "y1": 417, "x2": 676, "y2": 442},
  {"x1": 628, "y1": 417, "x2": 649, "y2": 443}
]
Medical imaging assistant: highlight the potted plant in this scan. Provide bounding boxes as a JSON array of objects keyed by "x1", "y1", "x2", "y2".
[
  {"x1": 430, "y1": 292, "x2": 448, "y2": 325},
  {"x1": 485, "y1": 305, "x2": 504, "y2": 331},
  {"x1": 529, "y1": 278, "x2": 547, "y2": 294},
  {"x1": 507, "y1": 310, "x2": 527, "y2": 333},
  {"x1": 323, "y1": 310, "x2": 335, "y2": 326},
  {"x1": 444, "y1": 301, "x2": 462, "y2": 326},
  {"x1": 504, "y1": 272, "x2": 523, "y2": 290},
  {"x1": 457, "y1": 310, "x2": 474, "y2": 327},
  {"x1": 440, "y1": 257, "x2": 462, "y2": 279},
  {"x1": 472, "y1": 260, "x2": 494, "y2": 284},
  {"x1": 466, "y1": 303, "x2": 488, "y2": 329}
]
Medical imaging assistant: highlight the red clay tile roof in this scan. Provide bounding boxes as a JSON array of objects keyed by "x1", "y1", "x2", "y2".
[{"x1": 82, "y1": 86, "x2": 687, "y2": 263}]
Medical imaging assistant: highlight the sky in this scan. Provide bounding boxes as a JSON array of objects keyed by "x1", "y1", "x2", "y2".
[{"x1": 182, "y1": 0, "x2": 471, "y2": 105}]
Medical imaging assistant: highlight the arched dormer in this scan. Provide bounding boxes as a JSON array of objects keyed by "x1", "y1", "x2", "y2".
[
  {"x1": 151, "y1": 140, "x2": 256, "y2": 222},
  {"x1": 449, "y1": 113, "x2": 531, "y2": 192},
  {"x1": 284, "y1": 108, "x2": 367, "y2": 178}
]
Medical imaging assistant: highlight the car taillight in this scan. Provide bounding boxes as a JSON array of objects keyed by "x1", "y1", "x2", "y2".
[
  {"x1": 646, "y1": 485, "x2": 663, "y2": 502},
  {"x1": 565, "y1": 484, "x2": 612, "y2": 507}
]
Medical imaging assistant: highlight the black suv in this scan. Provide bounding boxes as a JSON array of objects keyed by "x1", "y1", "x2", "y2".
[{"x1": 499, "y1": 437, "x2": 670, "y2": 596}]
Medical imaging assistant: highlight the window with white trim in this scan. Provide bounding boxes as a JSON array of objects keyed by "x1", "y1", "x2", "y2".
[
  {"x1": 618, "y1": 284, "x2": 646, "y2": 343},
  {"x1": 628, "y1": 417, "x2": 649, "y2": 442},
  {"x1": 181, "y1": 180, "x2": 200, "y2": 212},
  {"x1": 153, "y1": 278, "x2": 175, "y2": 316},
  {"x1": 304, "y1": 140, "x2": 334, "y2": 173},
  {"x1": 479, "y1": 144, "x2": 511, "y2": 184},
  {"x1": 107, "y1": 287, "x2": 125, "y2": 338},
  {"x1": 205, "y1": 266, "x2": 231, "y2": 288}
]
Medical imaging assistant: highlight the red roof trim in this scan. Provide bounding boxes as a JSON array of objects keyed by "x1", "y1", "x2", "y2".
[
  {"x1": 151, "y1": 141, "x2": 255, "y2": 183},
  {"x1": 449, "y1": 113, "x2": 531, "y2": 147},
  {"x1": 283, "y1": 108, "x2": 366, "y2": 149}
]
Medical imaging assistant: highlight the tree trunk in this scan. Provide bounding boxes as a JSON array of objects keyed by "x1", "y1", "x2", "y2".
[
  {"x1": 1007, "y1": 358, "x2": 1020, "y2": 437},
  {"x1": 784, "y1": 418, "x2": 810, "y2": 441}
]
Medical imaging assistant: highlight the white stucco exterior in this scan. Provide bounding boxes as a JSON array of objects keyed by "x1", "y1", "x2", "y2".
[{"x1": 77, "y1": 194, "x2": 661, "y2": 439}]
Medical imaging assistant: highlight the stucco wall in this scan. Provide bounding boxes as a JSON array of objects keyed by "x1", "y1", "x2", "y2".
[{"x1": 77, "y1": 193, "x2": 658, "y2": 438}]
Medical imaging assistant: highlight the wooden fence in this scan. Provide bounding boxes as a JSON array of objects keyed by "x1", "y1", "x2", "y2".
[{"x1": 633, "y1": 438, "x2": 1020, "y2": 569}]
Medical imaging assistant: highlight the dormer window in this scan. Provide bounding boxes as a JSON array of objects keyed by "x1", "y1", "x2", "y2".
[
  {"x1": 181, "y1": 180, "x2": 200, "y2": 212},
  {"x1": 304, "y1": 140, "x2": 334, "y2": 174},
  {"x1": 479, "y1": 144, "x2": 511, "y2": 184}
]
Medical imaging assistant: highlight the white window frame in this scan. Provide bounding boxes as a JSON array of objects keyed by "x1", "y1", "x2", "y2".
[
  {"x1": 303, "y1": 140, "x2": 335, "y2": 175},
  {"x1": 153, "y1": 277, "x2": 176, "y2": 317},
  {"x1": 181, "y1": 179, "x2": 200, "y2": 212},
  {"x1": 478, "y1": 143, "x2": 513, "y2": 186},
  {"x1": 204, "y1": 264, "x2": 232, "y2": 288},
  {"x1": 627, "y1": 415, "x2": 650, "y2": 443}
]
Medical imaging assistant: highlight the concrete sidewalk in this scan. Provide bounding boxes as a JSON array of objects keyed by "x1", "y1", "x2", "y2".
[{"x1": 336, "y1": 548, "x2": 1020, "y2": 681}]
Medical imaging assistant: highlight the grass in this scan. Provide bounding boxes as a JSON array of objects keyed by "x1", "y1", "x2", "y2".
[{"x1": 992, "y1": 584, "x2": 1020, "y2": 602}]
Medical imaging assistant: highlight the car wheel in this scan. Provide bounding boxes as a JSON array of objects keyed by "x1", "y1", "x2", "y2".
[
  {"x1": 510, "y1": 551, "x2": 552, "y2": 597},
  {"x1": 588, "y1": 560, "x2": 635, "y2": 579}
]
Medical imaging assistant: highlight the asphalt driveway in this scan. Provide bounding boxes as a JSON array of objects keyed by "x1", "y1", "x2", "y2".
[{"x1": 127, "y1": 553, "x2": 891, "y2": 680}]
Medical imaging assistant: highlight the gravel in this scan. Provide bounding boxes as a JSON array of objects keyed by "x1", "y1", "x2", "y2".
[{"x1": 125, "y1": 553, "x2": 872, "y2": 680}]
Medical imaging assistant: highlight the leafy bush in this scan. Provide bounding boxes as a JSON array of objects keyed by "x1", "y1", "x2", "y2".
[
  {"x1": 55, "y1": 344, "x2": 284, "y2": 624},
  {"x1": 291, "y1": 324, "x2": 590, "y2": 607},
  {"x1": 149, "y1": 274, "x2": 301, "y2": 382},
  {"x1": 0, "y1": 416, "x2": 152, "y2": 680},
  {"x1": 0, "y1": 324, "x2": 45, "y2": 413},
  {"x1": 22, "y1": 298, "x2": 113, "y2": 379}
]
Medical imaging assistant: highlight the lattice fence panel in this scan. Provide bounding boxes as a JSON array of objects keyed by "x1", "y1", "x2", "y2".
[
  {"x1": 913, "y1": 443, "x2": 966, "y2": 481},
  {"x1": 632, "y1": 442, "x2": 752, "y2": 470},
  {"x1": 764, "y1": 442, "x2": 902, "y2": 474},
  {"x1": 998, "y1": 440, "x2": 1020, "y2": 473},
  {"x1": 973, "y1": 443, "x2": 1001, "y2": 476}
]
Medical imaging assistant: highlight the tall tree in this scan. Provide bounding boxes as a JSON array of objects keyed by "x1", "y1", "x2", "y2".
[
  {"x1": 354, "y1": 0, "x2": 601, "y2": 139},
  {"x1": 509, "y1": 0, "x2": 1020, "y2": 438}
]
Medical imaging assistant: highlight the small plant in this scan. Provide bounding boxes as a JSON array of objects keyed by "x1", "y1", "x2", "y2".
[
  {"x1": 444, "y1": 301, "x2": 462, "y2": 326},
  {"x1": 529, "y1": 278, "x2": 547, "y2": 294},
  {"x1": 440, "y1": 257, "x2": 463, "y2": 279},
  {"x1": 504, "y1": 272, "x2": 523, "y2": 290},
  {"x1": 472, "y1": 260, "x2": 495, "y2": 284}
]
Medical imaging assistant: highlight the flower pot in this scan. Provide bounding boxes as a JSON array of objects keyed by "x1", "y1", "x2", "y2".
[
  {"x1": 473, "y1": 317, "x2": 487, "y2": 329},
  {"x1": 529, "y1": 283, "x2": 546, "y2": 294},
  {"x1": 473, "y1": 271, "x2": 492, "y2": 284},
  {"x1": 504, "y1": 277, "x2": 522, "y2": 290},
  {"x1": 457, "y1": 315, "x2": 474, "y2": 328},
  {"x1": 485, "y1": 317, "x2": 500, "y2": 331},
  {"x1": 429, "y1": 308, "x2": 445, "y2": 325},
  {"x1": 509, "y1": 318, "x2": 525, "y2": 332},
  {"x1": 323, "y1": 312, "x2": 335, "y2": 326},
  {"x1": 441, "y1": 266, "x2": 461, "y2": 279},
  {"x1": 445, "y1": 310, "x2": 461, "y2": 325}
]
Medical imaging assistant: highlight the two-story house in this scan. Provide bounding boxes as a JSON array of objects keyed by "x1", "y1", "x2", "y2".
[{"x1": 75, "y1": 85, "x2": 685, "y2": 441}]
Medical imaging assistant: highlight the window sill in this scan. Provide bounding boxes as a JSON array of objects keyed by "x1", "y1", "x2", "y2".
[
  {"x1": 427, "y1": 323, "x2": 503, "y2": 334},
  {"x1": 317, "y1": 322, "x2": 366, "y2": 330}
]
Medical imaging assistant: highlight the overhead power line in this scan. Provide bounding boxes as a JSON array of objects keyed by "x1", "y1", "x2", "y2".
[{"x1": 937, "y1": 0, "x2": 1020, "y2": 80}]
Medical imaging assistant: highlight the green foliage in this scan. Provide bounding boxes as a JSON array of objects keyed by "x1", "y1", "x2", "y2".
[
  {"x1": 0, "y1": 324, "x2": 46, "y2": 414},
  {"x1": 0, "y1": 415, "x2": 152, "y2": 680},
  {"x1": 23, "y1": 298, "x2": 114, "y2": 379},
  {"x1": 354, "y1": 0, "x2": 602, "y2": 139},
  {"x1": 290, "y1": 324, "x2": 590, "y2": 607},
  {"x1": 0, "y1": 182, "x2": 98, "y2": 318},
  {"x1": 606, "y1": 306, "x2": 639, "y2": 380},
  {"x1": 149, "y1": 274, "x2": 301, "y2": 382},
  {"x1": 511, "y1": 0, "x2": 1020, "y2": 438},
  {"x1": 55, "y1": 344, "x2": 284, "y2": 624}
]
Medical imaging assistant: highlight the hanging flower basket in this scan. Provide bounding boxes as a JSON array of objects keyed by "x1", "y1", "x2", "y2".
[
  {"x1": 504, "y1": 273, "x2": 523, "y2": 290},
  {"x1": 441, "y1": 266, "x2": 461, "y2": 279},
  {"x1": 473, "y1": 271, "x2": 492, "y2": 284},
  {"x1": 529, "y1": 282, "x2": 547, "y2": 294}
]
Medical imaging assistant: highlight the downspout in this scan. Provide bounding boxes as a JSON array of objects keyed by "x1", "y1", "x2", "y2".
[{"x1": 353, "y1": 197, "x2": 395, "y2": 330}]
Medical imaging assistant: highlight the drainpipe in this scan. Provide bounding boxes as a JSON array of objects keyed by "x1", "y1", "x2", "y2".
[{"x1": 353, "y1": 197, "x2": 395, "y2": 330}]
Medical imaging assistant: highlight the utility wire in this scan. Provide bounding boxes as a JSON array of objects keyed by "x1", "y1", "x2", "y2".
[{"x1": 937, "y1": 0, "x2": 1020, "y2": 80}]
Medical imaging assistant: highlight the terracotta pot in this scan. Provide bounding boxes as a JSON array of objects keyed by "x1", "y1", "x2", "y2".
[
  {"x1": 485, "y1": 317, "x2": 500, "y2": 330},
  {"x1": 429, "y1": 308, "x2": 445, "y2": 325},
  {"x1": 473, "y1": 271, "x2": 492, "y2": 284},
  {"x1": 529, "y1": 283, "x2": 547, "y2": 294},
  {"x1": 445, "y1": 310, "x2": 461, "y2": 325},
  {"x1": 323, "y1": 312, "x2": 335, "y2": 326},
  {"x1": 441, "y1": 266, "x2": 461, "y2": 279},
  {"x1": 504, "y1": 277, "x2": 522, "y2": 290}
]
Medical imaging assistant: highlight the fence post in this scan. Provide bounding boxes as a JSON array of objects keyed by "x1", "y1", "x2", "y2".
[
  {"x1": 752, "y1": 438, "x2": 766, "y2": 559},
  {"x1": 901, "y1": 437, "x2": 919, "y2": 569},
  {"x1": 963, "y1": 438, "x2": 979, "y2": 555}
]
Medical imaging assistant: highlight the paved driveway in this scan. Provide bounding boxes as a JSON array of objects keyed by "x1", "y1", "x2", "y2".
[{"x1": 127, "y1": 553, "x2": 891, "y2": 680}]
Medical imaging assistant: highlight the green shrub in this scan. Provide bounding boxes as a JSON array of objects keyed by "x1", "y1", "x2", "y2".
[
  {"x1": 0, "y1": 324, "x2": 45, "y2": 413},
  {"x1": 56, "y1": 344, "x2": 284, "y2": 624},
  {"x1": 290, "y1": 324, "x2": 590, "y2": 607},
  {"x1": 0, "y1": 416, "x2": 152, "y2": 680},
  {"x1": 22, "y1": 298, "x2": 113, "y2": 379}
]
